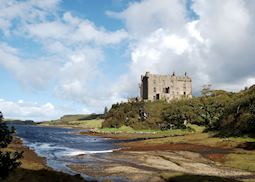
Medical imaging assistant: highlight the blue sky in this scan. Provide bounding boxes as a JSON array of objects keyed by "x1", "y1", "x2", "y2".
[{"x1": 1, "y1": 0, "x2": 255, "y2": 121}]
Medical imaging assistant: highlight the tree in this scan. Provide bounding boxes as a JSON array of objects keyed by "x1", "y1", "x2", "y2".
[
  {"x1": 191, "y1": 89, "x2": 232, "y2": 130},
  {"x1": 104, "y1": 106, "x2": 108, "y2": 115},
  {"x1": 0, "y1": 111, "x2": 23, "y2": 179},
  {"x1": 191, "y1": 97, "x2": 224, "y2": 129},
  {"x1": 161, "y1": 100, "x2": 196, "y2": 130},
  {"x1": 219, "y1": 89, "x2": 255, "y2": 136}
]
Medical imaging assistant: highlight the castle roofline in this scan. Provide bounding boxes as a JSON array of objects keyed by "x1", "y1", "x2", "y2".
[{"x1": 142, "y1": 72, "x2": 191, "y2": 79}]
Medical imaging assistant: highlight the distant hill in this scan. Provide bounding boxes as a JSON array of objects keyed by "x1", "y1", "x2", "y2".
[
  {"x1": 60, "y1": 114, "x2": 103, "y2": 122},
  {"x1": 4, "y1": 119, "x2": 35, "y2": 125},
  {"x1": 37, "y1": 113, "x2": 104, "y2": 129}
]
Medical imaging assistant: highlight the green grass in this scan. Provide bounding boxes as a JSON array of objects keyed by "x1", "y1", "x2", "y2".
[
  {"x1": 38, "y1": 119, "x2": 103, "y2": 129},
  {"x1": 188, "y1": 124, "x2": 206, "y2": 133},
  {"x1": 68, "y1": 119, "x2": 103, "y2": 128},
  {"x1": 95, "y1": 124, "x2": 255, "y2": 149},
  {"x1": 94, "y1": 125, "x2": 192, "y2": 136},
  {"x1": 96, "y1": 123, "x2": 203, "y2": 135},
  {"x1": 95, "y1": 125, "x2": 135, "y2": 132},
  {"x1": 59, "y1": 114, "x2": 89, "y2": 122},
  {"x1": 224, "y1": 152, "x2": 255, "y2": 172},
  {"x1": 142, "y1": 131, "x2": 255, "y2": 148}
]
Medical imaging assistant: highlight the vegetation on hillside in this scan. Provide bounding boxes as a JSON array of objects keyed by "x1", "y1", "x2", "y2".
[
  {"x1": 219, "y1": 85, "x2": 255, "y2": 136},
  {"x1": 102, "y1": 101, "x2": 168, "y2": 130},
  {"x1": 103, "y1": 85, "x2": 255, "y2": 137}
]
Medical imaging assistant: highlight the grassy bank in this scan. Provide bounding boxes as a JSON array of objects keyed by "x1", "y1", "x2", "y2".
[
  {"x1": 94, "y1": 125, "x2": 192, "y2": 134},
  {"x1": 224, "y1": 152, "x2": 255, "y2": 172}
]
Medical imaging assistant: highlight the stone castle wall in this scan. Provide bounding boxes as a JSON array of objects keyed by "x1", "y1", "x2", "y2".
[{"x1": 140, "y1": 72, "x2": 192, "y2": 102}]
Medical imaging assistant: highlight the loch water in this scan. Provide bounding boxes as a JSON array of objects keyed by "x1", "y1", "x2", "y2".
[{"x1": 11, "y1": 124, "x2": 121, "y2": 179}]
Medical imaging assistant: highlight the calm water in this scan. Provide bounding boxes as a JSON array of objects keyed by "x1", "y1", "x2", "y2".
[{"x1": 11, "y1": 124, "x2": 120, "y2": 179}]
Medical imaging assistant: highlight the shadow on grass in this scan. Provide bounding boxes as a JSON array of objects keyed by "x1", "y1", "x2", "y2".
[
  {"x1": 237, "y1": 142, "x2": 255, "y2": 150},
  {"x1": 209, "y1": 128, "x2": 255, "y2": 139},
  {"x1": 166, "y1": 174, "x2": 240, "y2": 182},
  {"x1": 3, "y1": 168, "x2": 92, "y2": 182}
]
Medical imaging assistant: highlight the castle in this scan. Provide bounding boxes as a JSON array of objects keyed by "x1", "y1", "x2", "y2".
[{"x1": 139, "y1": 72, "x2": 192, "y2": 102}]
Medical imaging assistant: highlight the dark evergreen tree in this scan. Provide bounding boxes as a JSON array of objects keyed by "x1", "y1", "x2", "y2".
[
  {"x1": 0, "y1": 111, "x2": 23, "y2": 179},
  {"x1": 104, "y1": 106, "x2": 108, "y2": 115}
]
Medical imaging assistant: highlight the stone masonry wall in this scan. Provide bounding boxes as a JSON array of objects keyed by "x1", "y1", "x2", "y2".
[{"x1": 140, "y1": 72, "x2": 192, "y2": 102}]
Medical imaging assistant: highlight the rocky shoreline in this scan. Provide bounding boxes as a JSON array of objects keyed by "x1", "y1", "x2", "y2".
[
  {"x1": 12, "y1": 124, "x2": 255, "y2": 182},
  {"x1": 3, "y1": 137, "x2": 85, "y2": 182},
  {"x1": 76, "y1": 130, "x2": 255, "y2": 182}
]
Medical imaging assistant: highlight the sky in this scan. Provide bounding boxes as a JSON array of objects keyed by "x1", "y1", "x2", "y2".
[{"x1": 1, "y1": 0, "x2": 255, "y2": 121}]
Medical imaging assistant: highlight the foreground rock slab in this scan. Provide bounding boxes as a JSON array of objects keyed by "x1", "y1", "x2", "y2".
[{"x1": 69, "y1": 150, "x2": 255, "y2": 182}]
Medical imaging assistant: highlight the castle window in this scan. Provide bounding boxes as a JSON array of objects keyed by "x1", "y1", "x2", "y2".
[
  {"x1": 165, "y1": 87, "x2": 170, "y2": 93},
  {"x1": 156, "y1": 94, "x2": 160, "y2": 100},
  {"x1": 184, "y1": 92, "x2": 186, "y2": 95},
  {"x1": 153, "y1": 87, "x2": 156, "y2": 92}
]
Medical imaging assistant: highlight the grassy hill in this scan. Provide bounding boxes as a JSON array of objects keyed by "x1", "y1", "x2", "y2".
[{"x1": 103, "y1": 85, "x2": 255, "y2": 137}]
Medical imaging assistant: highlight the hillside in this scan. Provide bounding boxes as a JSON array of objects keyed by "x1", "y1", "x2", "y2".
[{"x1": 103, "y1": 85, "x2": 255, "y2": 137}]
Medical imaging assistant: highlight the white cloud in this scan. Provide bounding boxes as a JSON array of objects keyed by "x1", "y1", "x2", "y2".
[
  {"x1": 56, "y1": 48, "x2": 103, "y2": 100},
  {"x1": 192, "y1": 0, "x2": 255, "y2": 86},
  {"x1": 0, "y1": 0, "x2": 128, "y2": 114},
  {"x1": 111, "y1": 0, "x2": 255, "y2": 99},
  {"x1": 107, "y1": 0, "x2": 187, "y2": 37},
  {"x1": 26, "y1": 21, "x2": 70, "y2": 39},
  {"x1": 215, "y1": 77, "x2": 255, "y2": 92},
  {"x1": 24, "y1": 12, "x2": 128, "y2": 45},
  {"x1": 0, "y1": 0, "x2": 60, "y2": 35},
  {"x1": 1, "y1": 0, "x2": 255, "y2": 118},
  {"x1": 0, "y1": 98, "x2": 62, "y2": 121},
  {"x1": 0, "y1": 43, "x2": 58, "y2": 90}
]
